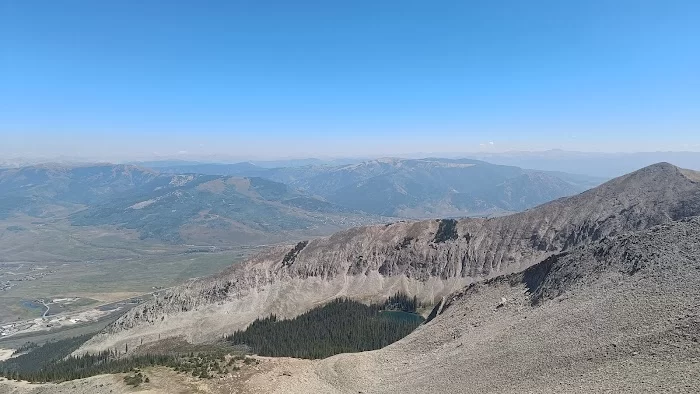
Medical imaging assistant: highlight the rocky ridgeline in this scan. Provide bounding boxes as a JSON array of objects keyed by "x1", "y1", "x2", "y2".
[
  {"x1": 443, "y1": 215, "x2": 700, "y2": 314},
  {"x1": 268, "y1": 215, "x2": 700, "y2": 393},
  {"x1": 85, "y1": 163, "x2": 700, "y2": 352}
]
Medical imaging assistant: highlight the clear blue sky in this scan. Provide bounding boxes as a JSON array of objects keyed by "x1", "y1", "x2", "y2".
[{"x1": 1, "y1": 0, "x2": 699, "y2": 160}]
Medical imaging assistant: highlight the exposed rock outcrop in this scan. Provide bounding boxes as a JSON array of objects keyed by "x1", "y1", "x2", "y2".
[{"x1": 240, "y1": 215, "x2": 700, "y2": 393}]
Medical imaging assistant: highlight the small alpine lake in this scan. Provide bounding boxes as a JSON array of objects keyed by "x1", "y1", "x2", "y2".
[{"x1": 379, "y1": 310, "x2": 425, "y2": 323}]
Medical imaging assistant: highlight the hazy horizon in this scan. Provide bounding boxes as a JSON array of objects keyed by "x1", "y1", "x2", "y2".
[
  {"x1": 2, "y1": 134, "x2": 700, "y2": 163},
  {"x1": 5, "y1": 148, "x2": 700, "y2": 166}
]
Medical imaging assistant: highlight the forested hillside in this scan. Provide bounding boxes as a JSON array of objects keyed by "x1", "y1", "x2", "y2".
[{"x1": 227, "y1": 295, "x2": 423, "y2": 359}]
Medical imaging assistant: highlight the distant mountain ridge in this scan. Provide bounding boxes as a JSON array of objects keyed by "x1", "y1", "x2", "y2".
[
  {"x1": 148, "y1": 157, "x2": 603, "y2": 217},
  {"x1": 0, "y1": 158, "x2": 603, "y2": 245},
  {"x1": 0, "y1": 164, "x2": 380, "y2": 244},
  {"x1": 0, "y1": 164, "x2": 161, "y2": 219}
]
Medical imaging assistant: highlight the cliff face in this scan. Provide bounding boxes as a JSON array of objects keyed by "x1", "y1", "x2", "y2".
[{"x1": 79, "y1": 163, "x2": 700, "y2": 354}]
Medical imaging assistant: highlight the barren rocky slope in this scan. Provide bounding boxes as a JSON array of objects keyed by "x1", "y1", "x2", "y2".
[
  {"x1": 242, "y1": 216, "x2": 700, "y2": 393},
  {"x1": 79, "y1": 163, "x2": 700, "y2": 354}
]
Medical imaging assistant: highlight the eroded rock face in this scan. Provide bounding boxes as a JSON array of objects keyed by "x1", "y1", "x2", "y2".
[
  {"x1": 241, "y1": 216, "x2": 700, "y2": 394},
  {"x1": 81, "y1": 163, "x2": 700, "y2": 354}
]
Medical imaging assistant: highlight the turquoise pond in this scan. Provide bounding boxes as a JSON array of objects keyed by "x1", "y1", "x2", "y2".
[{"x1": 379, "y1": 310, "x2": 425, "y2": 323}]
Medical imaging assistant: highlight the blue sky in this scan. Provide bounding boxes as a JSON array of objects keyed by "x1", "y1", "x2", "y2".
[{"x1": 1, "y1": 0, "x2": 699, "y2": 160}]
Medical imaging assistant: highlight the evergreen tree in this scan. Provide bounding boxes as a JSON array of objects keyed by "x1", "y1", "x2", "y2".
[{"x1": 227, "y1": 295, "x2": 423, "y2": 359}]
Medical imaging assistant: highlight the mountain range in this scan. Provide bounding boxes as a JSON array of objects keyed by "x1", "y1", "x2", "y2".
[
  {"x1": 78, "y1": 162, "x2": 700, "y2": 360},
  {"x1": 0, "y1": 159, "x2": 599, "y2": 244},
  {"x1": 0, "y1": 164, "x2": 376, "y2": 245},
  {"x1": 145, "y1": 157, "x2": 603, "y2": 218}
]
